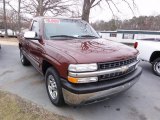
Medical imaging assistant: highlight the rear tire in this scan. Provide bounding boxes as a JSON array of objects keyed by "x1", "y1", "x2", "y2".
[
  {"x1": 152, "y1": 58, "x2": 160, "y2": 76},
  {"x1": 45, "y1": 67, "x2": 64, "y2": 106},
  {"x1": 20, "y1": 50, "x2": 30, "y2": 66}
]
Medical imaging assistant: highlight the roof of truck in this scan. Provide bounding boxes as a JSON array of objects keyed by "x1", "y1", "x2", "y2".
[{"x1": 33, "y1": 16, "x2": 81, "y2": 21}]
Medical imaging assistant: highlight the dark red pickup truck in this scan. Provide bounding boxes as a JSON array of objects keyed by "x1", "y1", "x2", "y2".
[{"x1": 18, "y1": 17, "x2": 142, "y2": 106}]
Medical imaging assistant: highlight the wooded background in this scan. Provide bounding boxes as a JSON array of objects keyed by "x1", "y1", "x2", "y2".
[
  {"x1": 0, "y1": 0, "x2": 159, "y2": 37},
  {"x1": 91, "y1": 15, "x2": 160, "y2": 31}
]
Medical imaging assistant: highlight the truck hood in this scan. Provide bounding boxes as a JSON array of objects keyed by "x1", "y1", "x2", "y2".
[{"x1": 46, "y1": 38, "x2": 138, "y2": 63}]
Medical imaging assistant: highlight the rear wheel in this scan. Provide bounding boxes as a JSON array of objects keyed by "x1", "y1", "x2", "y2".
[
  {"x1": 152, "y1": 58, "x2": 160, "y2": 76},
  {"x1": 20, "y1": 50, "x2": 30, "y2": 66},
  {"x1": 45, "y1": 67, "x2": 64, "y2": 106}
]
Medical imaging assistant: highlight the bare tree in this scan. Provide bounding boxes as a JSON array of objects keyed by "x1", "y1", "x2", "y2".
[
  {"x1": 82, "y1": 0, "x2": 137, "y2": 22},
  {"x1": 21, "y1": 0, "x2": 76, "y2": 17},
  {"x1": 6, "y1": 0, "x2": 32, "y2": 31},
  {"x1": 3, "y1": 0, "x2": 77, "y2": 33},
  {"x1": 18, "y1": 0, "x2": 21, "y2": 32},
  {"x1": 3, "y1": 0, "x2": 8, "y2": 37}
]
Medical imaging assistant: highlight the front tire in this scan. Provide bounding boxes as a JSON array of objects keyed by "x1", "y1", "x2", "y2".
[
  {"x1": 152, "y1": 58, "x2": 160, "y2": 76},
  {"x1": 20, "y1": 50, "x2": 30, "y2": 66},
  {"x1": 45, "y1": 67, "x2": 64, "y2": 106}
]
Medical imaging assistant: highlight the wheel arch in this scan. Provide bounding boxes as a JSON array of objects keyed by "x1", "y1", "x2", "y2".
[
  {"x1": 150, "y1": 51, "x2": 160, "y2": 63},
  {"x1": 42, "y1": 60, "x2": 60, "y2": 76},
  {"x1": 19, "y1": 43, "x2": 22, "y2": 49}
]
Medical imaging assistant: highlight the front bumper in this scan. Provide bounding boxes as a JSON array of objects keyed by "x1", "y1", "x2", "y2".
[{"x1": 61, "y1": 67, "x2": 142, "y2": 105}]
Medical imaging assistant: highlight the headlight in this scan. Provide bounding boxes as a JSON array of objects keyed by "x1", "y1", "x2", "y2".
[{"x1": 68, "y1": 63, "x2": 98, "y2": 72}]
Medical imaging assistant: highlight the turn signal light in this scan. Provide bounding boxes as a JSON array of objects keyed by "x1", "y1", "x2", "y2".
[
  {"x1": 68, "y1": 76, "x2": 98, "y2": 84},
  {"x1": 68, "y1": 76, "x2": 78, "y2": 83}
]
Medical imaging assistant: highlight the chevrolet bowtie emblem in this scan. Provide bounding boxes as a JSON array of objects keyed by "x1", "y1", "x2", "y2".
[{"x1": 121, "y1": 66, "x2": 129, "y2": 72}]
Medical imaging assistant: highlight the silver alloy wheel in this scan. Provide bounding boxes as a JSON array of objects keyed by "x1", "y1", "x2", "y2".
[
  {"x1": 47, "y1": 75, "x2": 58, "y2": 100},
  {"x1": 155, "y1": 62, "x2": 160, "y2": 74}
]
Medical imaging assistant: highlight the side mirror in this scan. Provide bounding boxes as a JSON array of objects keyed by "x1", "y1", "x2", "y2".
[{"x1": 24, "y1": 31, "x2": 38, "y2": 39}]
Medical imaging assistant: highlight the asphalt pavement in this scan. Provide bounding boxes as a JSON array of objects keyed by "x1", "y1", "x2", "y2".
[{"x1": 0, "y1": 44, "x2": 160, "y2": 120}]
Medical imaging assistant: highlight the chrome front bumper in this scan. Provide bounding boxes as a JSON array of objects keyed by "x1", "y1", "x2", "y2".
[
  {"x1": 62, "y1": 67, "x2": 142, "y2": 105},
  {"x1": 63, "y1": 77, "x2": 139, "y2": 105}
]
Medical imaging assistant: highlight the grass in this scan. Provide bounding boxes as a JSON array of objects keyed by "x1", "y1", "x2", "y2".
[{"x1": 0, "y1": 91, "x2": 72, "y2": 120}]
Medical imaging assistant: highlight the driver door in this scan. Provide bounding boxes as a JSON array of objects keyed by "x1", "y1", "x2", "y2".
[{"x1": 28, "y1": 20, "x2": 44, "y2": 72}]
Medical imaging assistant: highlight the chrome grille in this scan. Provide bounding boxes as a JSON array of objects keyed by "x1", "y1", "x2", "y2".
[
  {"x1": 98, "y1": 57, "x2": 137, "y2": 70},
  {"x1": 98, "y1": 57, "x2": 137, "y2": 81},
  {"x1": 99, "y1": 64, "x2": 136, "y2": 81}
]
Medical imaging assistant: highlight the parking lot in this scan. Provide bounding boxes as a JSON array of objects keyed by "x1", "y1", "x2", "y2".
[{"x1": 0, "y1": 43, "x2": 160, "y2": 120}]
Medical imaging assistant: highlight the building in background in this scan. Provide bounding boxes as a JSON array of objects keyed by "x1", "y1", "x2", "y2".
[{"x1": 99, "y1": 30, "x2": 160, "y2": 40}]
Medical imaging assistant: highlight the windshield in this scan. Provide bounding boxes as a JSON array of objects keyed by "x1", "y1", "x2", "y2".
[{"x1": 43, "y1": 18, "x2": 100, "y2": 39}]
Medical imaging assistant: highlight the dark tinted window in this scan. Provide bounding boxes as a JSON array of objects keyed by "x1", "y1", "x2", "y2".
[
  {"x1": 44, "y1": 19, "x2": 99, "y2": 39},
  {"x1": 110, "y1": 33, "x2": 117, "y2": 37}
]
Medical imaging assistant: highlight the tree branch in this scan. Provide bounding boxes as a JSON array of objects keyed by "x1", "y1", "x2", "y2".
[
  {"x1": 105, "y1": 0, "x2": 115, "y2": 18},
  {"x1": 122, "y1": 0, "x2": 135, "y2": 15},
  {"x1": 91, "y1": 0, "x2": 102, "y2": 8},
  {"x1": 110, "y1": 0, "x2": 121, "y2": 13}
]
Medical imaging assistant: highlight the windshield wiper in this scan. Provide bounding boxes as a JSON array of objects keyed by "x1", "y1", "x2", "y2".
[
  {"x1": 50, "y1": 35, "x2": 78, "y2": 39},
  {"x1": 78, "y1": 35, "x2": 99, "y2": 38}
]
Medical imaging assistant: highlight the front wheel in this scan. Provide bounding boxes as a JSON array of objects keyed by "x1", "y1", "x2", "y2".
[
  {"x1": 152, "y1": 58, "x2": 160, "y2": 76},
  {"x1": 20, "y1": 50, "x2": 30, "y2": 66},
  {"x1": 45, "y1": 67, "x2": 64, "y2": 106}
]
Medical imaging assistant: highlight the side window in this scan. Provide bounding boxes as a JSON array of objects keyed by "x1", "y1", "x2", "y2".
[
  {"x1": 123, "y1": 33, "x2": 134, "y2": 39},
  {"x1": 31, "y1": 21, "x2": 39, "y2": 37},
  {"x1": 110, "y1": 33, "x2": 117, "y2": 37}
]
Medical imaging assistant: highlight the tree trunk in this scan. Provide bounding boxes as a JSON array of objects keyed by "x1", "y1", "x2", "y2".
[
  {"x1": 36, "y1": 0, "x2": 44, "y2": 16},
  {"x1": 39, "y1": 0, "x2": 43, "y2": 16},
  {"x1": 82, "y1": 0, "x2": 91, "y2": 22},
  {"x1": 3, "y1": 0, "x2": 8, "y2": 37},
  {"x1": 18, "y1": 0, "x2": 21, "y2": 33}
]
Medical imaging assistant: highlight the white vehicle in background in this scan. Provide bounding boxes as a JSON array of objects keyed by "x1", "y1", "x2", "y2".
[
  {"x1": 135, "y1": 38, "x2": 160, "y2": 76},
  {"x1": 0, "y1": 29, "x2": 5, "y2": 37},
  {"x1": 0, "y1": 29, "x2": 18, "y2": 37},
  {"x1": 1, "y1": 29, "x2": 14, "y2": 37}
]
